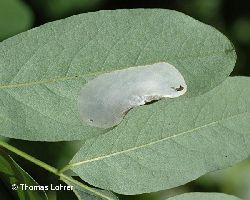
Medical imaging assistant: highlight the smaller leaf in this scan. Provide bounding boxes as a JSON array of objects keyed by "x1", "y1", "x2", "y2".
[
  {"x1": 70, "y1": 77, "x2": 250, "y2": 195},
  {"x1": 0, "y1": 148, "x2": 47, "y2": 200},
  {"x1": 167, "y1": 192, "x2": 242, "y2": 200}
]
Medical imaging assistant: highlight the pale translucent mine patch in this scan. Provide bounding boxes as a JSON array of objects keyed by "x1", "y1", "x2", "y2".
[{"x1": 78, "y1": 62, "x2": 187, "y2": 128}]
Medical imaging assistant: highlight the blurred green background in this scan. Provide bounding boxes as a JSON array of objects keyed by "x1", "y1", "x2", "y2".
[{"x1": 0, "y1": 0, "x2": 249, "y2": 199}]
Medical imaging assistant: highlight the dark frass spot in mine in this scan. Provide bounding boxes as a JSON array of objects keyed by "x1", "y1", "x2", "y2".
[
  {"x1": 176, "y1": 85, "x2": 184, "y2": 91},
  {"x1": 145, "y1": 99, "x2": 159, "y2": 105},
  {"x1": 89, "y1": 119, "x2": 93, "y2": 122},
  {"x1": 144, "y1": 95, "x2": 161, "y2": 105},
  {"x1": 122, "y1": 98, "x2": 160, "y2": 117},
  {"x1": 122, "y1": 107, "x2": 133, "y2": 116}
]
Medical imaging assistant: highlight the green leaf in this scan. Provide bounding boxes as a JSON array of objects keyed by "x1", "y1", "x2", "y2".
[
  {"x1": 0, "y1": 9, "x2": 235, "y2": 141},
  {"x1": 0, "y1": 149, "x2": 47, "y2": 200},
  {"x1": 69, "y1": 77, "x2": 250, "y2": 194},
  {"x1": 62, "y1": 179, "x2": 118, "y2": 200},
  {"x1": 0, "y1": 0, "x2": 33, "y2": 41},
  {"x1": 167, "y1": 192, "x2": 241, "y2": 200}
]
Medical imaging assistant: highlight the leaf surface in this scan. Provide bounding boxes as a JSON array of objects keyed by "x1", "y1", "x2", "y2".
[
  {"x1": 0, "y1": 9, "x2": 236, "y2": 141},
  {"x1": 70, "y1": 77, "x2": 250, "y2": 194},
  {"x1": 167, "y1": 193, "x2": 241, "y2": 200}
]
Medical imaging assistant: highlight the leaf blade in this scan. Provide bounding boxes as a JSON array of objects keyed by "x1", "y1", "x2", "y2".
[
  {"x1": 70, "y1": 77, "x2": 250, "y2": 194},
  {"x1": 0, "y1": 9, "x2": 236, "y2": 141}
]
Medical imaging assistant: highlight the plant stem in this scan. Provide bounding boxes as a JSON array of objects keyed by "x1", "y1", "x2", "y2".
[
  {"x1": 0, "y1": 140, "x2": 114, "y2": 200},
  {"x1": 0, "y1": 140, "x2": 58, "y2": 175}
]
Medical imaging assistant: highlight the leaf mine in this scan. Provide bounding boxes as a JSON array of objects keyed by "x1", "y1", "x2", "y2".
[{"x1": 78, "y1": 62, "x2": 187, "y2": 128}]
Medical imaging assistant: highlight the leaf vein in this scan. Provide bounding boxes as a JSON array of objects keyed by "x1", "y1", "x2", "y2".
[{"x1": 70, "y1": 111, "x2": 249, "y2": 168}]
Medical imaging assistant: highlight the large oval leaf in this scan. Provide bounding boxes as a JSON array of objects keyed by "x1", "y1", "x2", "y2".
[
  {"x1": 0, "y1": 9, "x2": 235, "y2": 141},
  {"x1": 167, "y1": 193, "x2": 241, "y2": 200},
  {"x1": 69, "y1": 77, "x2": 250, "y2": 194}
]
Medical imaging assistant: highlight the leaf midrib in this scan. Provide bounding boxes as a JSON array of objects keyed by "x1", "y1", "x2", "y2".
[
  {"x1": 70, "y1": 111, "x2": 249, "y2": 168},
  {"x1": 0, "y1": 48, "x2": 233, "y2": 90}
]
